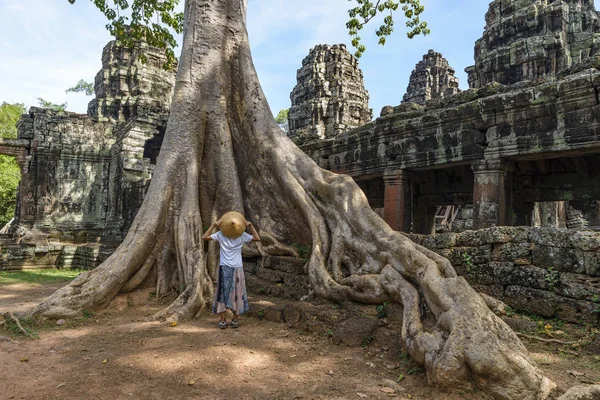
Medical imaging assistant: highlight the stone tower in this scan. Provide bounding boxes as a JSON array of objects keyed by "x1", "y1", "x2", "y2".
[
  {"x1": 87, "y1": 40, "x2": 176, "y2": 125},
  {"x1": 402, "y1": 49, "x2": 460, "y2": 105},
  {"x1": 288, "y1": 44, "x2": 372, "y2": 145},
  {"x1": 466, "y1": 0, "x2": 600, "y2": 88}
]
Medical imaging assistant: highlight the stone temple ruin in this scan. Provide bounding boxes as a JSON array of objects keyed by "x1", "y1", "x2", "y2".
[
  {"x1": 401, "y1": 49, "x2": 460, "y2": 105},
  {"x1": 1, "y1": 0, "x2": 600, "y2": 324},
  {"x1": 288, "y1": 44, "x2": 372, "y2": 143},
  {"x1": 297, "y1": 0, "x2": 600, "y2": 235},
  {"x1": 0, "y1": 39, "x2": 175, "y2": 268}
]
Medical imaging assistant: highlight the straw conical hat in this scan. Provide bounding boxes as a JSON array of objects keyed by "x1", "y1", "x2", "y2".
[{"x1": 220, "y1": 211, "x2": 246, "y2": 238}]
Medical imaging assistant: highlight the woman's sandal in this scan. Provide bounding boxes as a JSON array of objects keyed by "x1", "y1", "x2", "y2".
[
  {"x1": 218, "y1": 321, "x2": 227, "y2": 329},
  {"x1": 230, "y1": 320, "x2": 239, "y2": 329}
]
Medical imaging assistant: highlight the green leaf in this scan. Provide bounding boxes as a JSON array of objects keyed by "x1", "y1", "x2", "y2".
[
  {"x1": 67, "y1": 0, "x2": 183, "y2": 70},
  {"x1": 65, "y1": 79, "x2": 94, "y2": 96},
  {"x1": 346, "y1": 0, "x2": 428, "y2": 57},
  {"x1": 37, "y1": 98, "x2": 67, "y2": 112},
  {"x1": 274, "y1": 109, "x2": 289, "y2": 124},
  {"x1": 0, "y1": 102, "x2": 26, "y2": 139}
]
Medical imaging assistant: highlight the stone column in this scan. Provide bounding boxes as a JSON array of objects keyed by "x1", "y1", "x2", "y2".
[
  {"x1": 472, "y1": 159, "x2": 512, "y2": 229},
  {"x1": 383, "y1": 169, "x2": 413, "y2": 232}
]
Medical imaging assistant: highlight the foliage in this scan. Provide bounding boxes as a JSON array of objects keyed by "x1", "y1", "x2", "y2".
[
  {"x1": 0, "y1": 102, "x2": 25, "y2": 139},
  {"x1": 67, "y1": 0, "x2": 183, "y2": 70},
  {"x1": 462, "y1": 251, "x2": 474, "y2": 277},
  {"x1": 592, "y1": 295, "x2": 600, "y2": 314},
  {"x1": 505, "y1": 306, "x2": 517, "y2": 317},
  {"x1": 3, "y1": 316, "x2": 38, "y2": 338},
  {"x1": 37, "y1": 98, "x2": 67, "y2": 112},
  {"x1": 0, "y1": 155, "x2": 20, "y2": 227},
  {"x1": 275, "y1": 109, "x2": 289, "y2": 135},
  {"x1": 66, "y1": 79, "x2": 95, "y2": 96},
  {"x1": 0, "y1": 102, "x2": 25, "y2": 227},
  {"x1": 397, "y1": 351, "x2": 424, "y2": 375},
  {"x1": 346, "y1": 0, "x2": 429, "y2": 57},
  {"x1": 544, "y1": 266, "x2": 560, "y2": 293},
  {"x1": 73, "y1": 0, "x2": 426, "y2": 67},
  {"x1": 0, "y1": 268, "x2": 83, "y2": 285},
  {"x1": 376, "y1": 301, "x2": 388, "y2": 319},
  {"x1": 293, "y1": 243, "x2": 310, "y2": 260},
  {"x1": 274, "y1": 109, "x2": 289, "y2": 124},
  {"x1": 361, "y1": 334, "x2": 375, "y2": 346}
]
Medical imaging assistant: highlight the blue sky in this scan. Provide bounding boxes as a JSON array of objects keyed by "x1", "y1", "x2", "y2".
[{"x1": 0, "y1": 0, "x2": 490, "y2": 118}]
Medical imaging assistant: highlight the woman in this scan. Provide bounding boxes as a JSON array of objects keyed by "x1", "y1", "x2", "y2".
[{"x1": 202, "y1": 212, "x2": 260, "y2": 328}]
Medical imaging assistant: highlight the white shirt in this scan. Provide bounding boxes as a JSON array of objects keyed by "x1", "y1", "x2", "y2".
[{"x1": 210, "y1": 231, "x2": 254, "y2": 268}]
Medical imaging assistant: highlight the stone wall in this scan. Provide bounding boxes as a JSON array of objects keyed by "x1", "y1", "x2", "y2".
[
  {"x1": 14, "y1": 108, "x2": 115, "y2": 241},
  {"x1": 0, "y1": 233, "x2": 109, "y2": 270},
  {"x1": 402, "y1": 50, "x2": 460, "y2": 105},
  {"x1": 243, "y1": 256, "x2": 309, "y2": 300},
  {"x1": 408, "y1": 226, "x2": 600, "y2": 324},
  {"x1": 288, "y1": 44, "x2": 372, "y2": 145}
]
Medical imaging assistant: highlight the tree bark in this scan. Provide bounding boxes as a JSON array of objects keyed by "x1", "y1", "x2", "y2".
[{"x1": 31, "y1": 0, "x2": 555, "y2": 398}]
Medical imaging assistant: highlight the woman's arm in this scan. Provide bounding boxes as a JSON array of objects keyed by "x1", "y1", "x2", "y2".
[
  {"x1": 202, "y1": 219, "x2": 222, "y2": 241},
  {"x1": 245, "y1": 221, "x2": 261, "y2": 241}
]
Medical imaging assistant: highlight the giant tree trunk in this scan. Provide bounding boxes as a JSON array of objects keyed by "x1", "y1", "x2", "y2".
[{"x1": 31, "y1": 1, "x2": 555, "y2": 398}]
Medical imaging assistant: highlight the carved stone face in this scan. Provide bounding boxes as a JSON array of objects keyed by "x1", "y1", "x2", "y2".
[{"x1": 219, "y1": 211, "x2": 246, "y2": 238}]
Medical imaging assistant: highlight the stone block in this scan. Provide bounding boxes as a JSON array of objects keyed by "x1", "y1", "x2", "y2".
[
  {"x1": 474, "y1": 262, "x2": 515, "y2": 286},
  {"x1": 491, "y1": 242, "x2": 532, "y2": 261},
  {"x1": 532, "y1": 245, "x2": 585, "y2": 274},
  {"x1": 472, "y1": 284, "x2": 505, "y2": 301},
  {"x1": 455, "y1": 226, "x2": 528, "y2": 247},
  {"x1": 510, "y1": 265, "x2": 550, "y2": 290},
  {"x1": 504, "y1": 286, "x2": 557, "y2": 318},
  {"x1": 417, "y1": 233, "x2": 458, "y2": 249},
  {"x1": 585, "y1": 252, "x2": 600, "y2": 276},
  {"x1": 556, "y1": 272, "x2": 600, "y2": 301},
  {"x1": 440, "y1": 245, "x2": 491, "y2": 266},
  {"x1": 255, "y1": 264, "x2": 308, "y2": 292},
  {"x1": 569, "y1": 231, "x2": 600, "y2": 251},
  {"x1": 555, "y1": 297, "x2": 598, "y2": 325},
  {"x1": 263, "y1": 256, "x2": 306, "y2": 275},
  {"x1": 528, "y1": 228, "x2": 572, "y2": 248}
]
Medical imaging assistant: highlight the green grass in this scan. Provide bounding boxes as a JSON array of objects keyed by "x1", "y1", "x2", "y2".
[{"x1": 0, "y1": 268, "x2": 83, "y2": 285}]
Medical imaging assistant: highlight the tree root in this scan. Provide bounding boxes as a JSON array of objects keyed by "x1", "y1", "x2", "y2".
[
  {"x1": 516, "y1": 332, "x2": 579, "y2": 346},
  {"x1": 3, "y1": 312, "x2": 35, "y2": 338}
]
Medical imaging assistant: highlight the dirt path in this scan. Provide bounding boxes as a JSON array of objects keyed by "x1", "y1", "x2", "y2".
[
  {"x1": 0, "y1": 282, "x2": 65, "y2": 315},
  {"x1": 1, "y1": 283, "x2": 599, "y2": 400}
]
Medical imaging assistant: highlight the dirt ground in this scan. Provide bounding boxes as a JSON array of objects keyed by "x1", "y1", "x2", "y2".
[{"x1": 1, "y1": 282, "x2": 599, "y2": 400}]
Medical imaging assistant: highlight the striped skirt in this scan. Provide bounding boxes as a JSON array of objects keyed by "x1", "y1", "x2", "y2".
[{"x1": 212, "y1": 264, "x2": 250, "y2": 316}]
